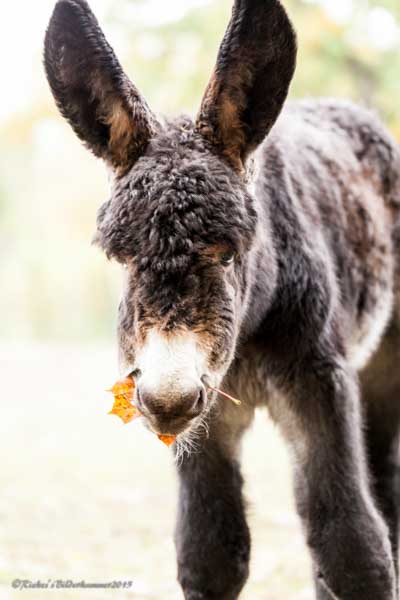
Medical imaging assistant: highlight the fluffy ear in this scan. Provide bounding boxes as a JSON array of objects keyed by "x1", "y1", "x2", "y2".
[
  {"x1": 44, "y1": 0, "x2": 158, "y2": 173},
  {"x1": 196, "y1": 0, "x2": 297, "y2": 173}
]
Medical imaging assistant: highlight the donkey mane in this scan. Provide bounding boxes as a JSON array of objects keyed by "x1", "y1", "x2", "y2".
[{"x1": 95, "y1": 116, "x2": 257, "y2": 271}]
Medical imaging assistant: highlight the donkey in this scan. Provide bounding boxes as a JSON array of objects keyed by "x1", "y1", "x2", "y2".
[{"x1": 44, "y1": 0, "x2": 400, "y2": 598}]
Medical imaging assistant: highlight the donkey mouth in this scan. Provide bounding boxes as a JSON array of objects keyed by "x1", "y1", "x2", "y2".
[
  {"x1": 145, "y1": 415, "x2": 194, "y2": 437},
  {"x1": 139, "y1": 405, "x2": 203, "y2": 437}
]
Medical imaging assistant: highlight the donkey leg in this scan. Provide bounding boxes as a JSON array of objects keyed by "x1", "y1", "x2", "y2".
[
  {"x1": 314, "y1": 321, "x2": 400, "y2": 598},
  {"x1": 269, "y1": 352, "x2": 396, "y2": 600},
  {"x1": 361, "y1": 319, "x2": 400, "y2": 580},
  {"x1": 314, "y1": 573, "x2": 337, "y2": 600},
  {"x1": 175, "y1": 404, "x2": 253, "y2": 600},
  {"x1": 366, "y1": 426, "x2": 400, "y2": 578}
]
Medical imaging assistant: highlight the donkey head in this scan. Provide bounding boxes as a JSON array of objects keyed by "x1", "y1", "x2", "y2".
[{"x1": 44, "y1": 0, "x2": 296, "y2": 440}]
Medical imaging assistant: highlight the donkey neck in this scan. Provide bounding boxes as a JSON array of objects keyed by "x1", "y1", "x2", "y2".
[{"x1": 239, "y1": 154, "x2": 279, "y2": 342}]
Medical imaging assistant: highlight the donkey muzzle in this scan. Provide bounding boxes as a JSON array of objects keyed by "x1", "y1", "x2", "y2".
[{"x1": 136, "y1": 381, "x2": 206, "y2": 435}]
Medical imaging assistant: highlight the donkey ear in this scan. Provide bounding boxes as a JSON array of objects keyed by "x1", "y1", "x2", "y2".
[
  {"x1": 196, "y1": 0, "x2": 297, "y2": 173},
  {"x1": 44, "y1": 0, "x2": 158, "y2": 173}
]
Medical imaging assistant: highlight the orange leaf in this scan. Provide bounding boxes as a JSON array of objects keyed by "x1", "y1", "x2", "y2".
[
  {"x1": 107, "y1": 376, "x2": 140, "y2": 424},
  {"x1": 109, "y1": 395, "x2": 136, "y2": 413},
  {"x1": 107, "y1": 376, "x2": 135, "y2": 401},
  {"x1": 109, "y1": 403, "x2": 140, "y2": 424},
  {"x1": 158, "y1": 434, "x2": 176, "y2": 447}
]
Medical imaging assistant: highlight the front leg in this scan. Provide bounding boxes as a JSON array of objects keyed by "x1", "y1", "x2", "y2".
[
  {"x1": 269, "y1": 353, "x2": 396, "y2": 600},
  {"x1": 175, "y1": 403, "x2": 253, "y2": 600}
]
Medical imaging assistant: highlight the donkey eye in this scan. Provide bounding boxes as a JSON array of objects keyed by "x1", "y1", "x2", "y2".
[{"x1": 220, "y1": 251, "x2": 235, "y2": 266}]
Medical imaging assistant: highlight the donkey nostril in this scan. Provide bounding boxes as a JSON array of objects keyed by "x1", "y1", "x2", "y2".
[
  {"x1": 136, "y1": 385, "x2": 144, "y2": 411},
  {"x1": 188, "y1": 387, "x2": 205, "y2": 417}
]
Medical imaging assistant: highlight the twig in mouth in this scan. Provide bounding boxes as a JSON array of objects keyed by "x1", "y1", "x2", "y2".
[{"x1": 208, "y1": 386, "x2": 242, "y2": 406}]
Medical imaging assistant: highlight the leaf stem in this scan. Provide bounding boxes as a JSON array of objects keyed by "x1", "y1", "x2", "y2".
[{"x1": 208, "y1": 386, "x2": 241, "y2": 406}]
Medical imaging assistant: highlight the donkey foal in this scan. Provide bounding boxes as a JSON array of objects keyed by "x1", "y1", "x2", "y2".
[{"x1": 44, "y1": 0, "x2": 400, "y2": 598}]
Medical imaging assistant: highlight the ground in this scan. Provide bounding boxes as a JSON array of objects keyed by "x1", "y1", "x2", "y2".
[{"x1": 0, "y1": 343, "x2": 312, "y2": 600}]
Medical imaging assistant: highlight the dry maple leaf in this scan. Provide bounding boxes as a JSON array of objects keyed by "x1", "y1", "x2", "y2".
[
  {"x1": 107, "y1": 376, "x2": 141, "y2": 424},
  {"x1": 109, "y1": 398, "x2": 140, "y2": 424},
  {"x1": 158, "y1": 434, "x2": 177, "y2": 447},
  {"x1": 107, "y1": 376, "x2": 135, "y2": 400}
]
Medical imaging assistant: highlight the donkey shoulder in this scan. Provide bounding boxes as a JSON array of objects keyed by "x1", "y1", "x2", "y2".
[{"x1": 255, "y1": 99, "x2": 400, "y2": 369}]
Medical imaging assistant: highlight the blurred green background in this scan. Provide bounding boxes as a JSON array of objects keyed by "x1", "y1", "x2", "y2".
[{"x1": 1, "y1": 0, "x2": 399, "y2": 343}]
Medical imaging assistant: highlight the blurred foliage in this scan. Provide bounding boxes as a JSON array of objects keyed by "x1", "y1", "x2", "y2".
[{"x1": 1, "y1": 0, "x2": 399, "y2": 341}]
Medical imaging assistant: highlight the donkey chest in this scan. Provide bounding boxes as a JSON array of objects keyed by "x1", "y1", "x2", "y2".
[{"x1": 226, "y1": 349, "x2": 273, "y2": 408}]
